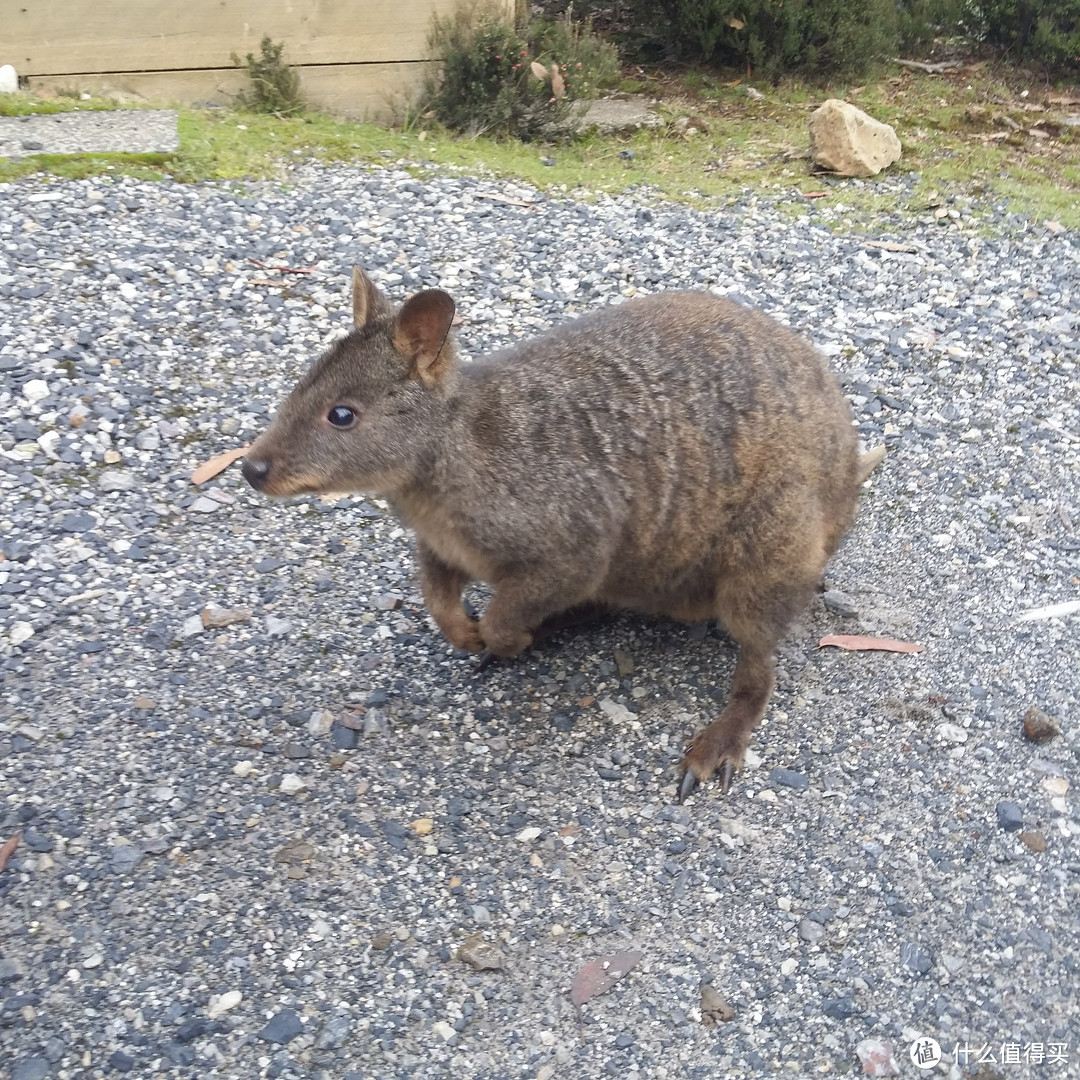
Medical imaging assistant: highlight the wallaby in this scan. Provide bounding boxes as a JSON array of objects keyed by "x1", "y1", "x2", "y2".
[{"x1": 243, "y1": 268, "x2": 884, "y2": 800}]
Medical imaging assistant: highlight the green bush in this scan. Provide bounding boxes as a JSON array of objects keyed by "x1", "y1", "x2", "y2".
[
  {"x1": 233, "y1": 36, "x2": 304, "y2": 116},
  {"x1": 966, "y1": 0, "x2": 1080, "y2": 68},
  {"x1": 897, "y1": 0, "x2": 965, "y2": 54},
  {"x1": 624, "y1": 0, "x2": 898, "y2": 79},
  {"x1": 427, "y1": 3, "x2": 619, "y2": 140}
]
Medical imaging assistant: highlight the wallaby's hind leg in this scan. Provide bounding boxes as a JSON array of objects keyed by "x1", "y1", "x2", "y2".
[
  {"x1": 678, "y1": 639, "x2": 776, "y2": 801},
  {"x1": 678, "y1": 580, "x2": 815, "y2": 801}
]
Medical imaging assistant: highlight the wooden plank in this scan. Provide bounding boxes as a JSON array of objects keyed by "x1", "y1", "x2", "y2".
[
  {"x1": 5, "y1": 0, "x2": 514, "y2": 76},
  {"x1": 26, "y1": 62, "x2": 438, "y2": 123}
]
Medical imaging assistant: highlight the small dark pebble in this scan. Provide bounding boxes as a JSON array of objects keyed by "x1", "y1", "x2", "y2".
[
  {"x1": 769, "y1": 767, "x2": 809, "y2": 791},
  {"x1": 258, "y1": 1009, "x2": 304, "y2": 1044},
  {"x1": 107, "y1": 1051, "x2": 136, "y2": 1072},
  {"x1": 996, "y1": 801, "x2": 1024, "y2": 832},
  {"x1": 331, "y1": 723, "x2": 359, "y2": 750},
  {"x1": 22, "y1": 828, "x2": 54, "y2": 853},
  {"x1": 176, "y1": 1017, "x2": 208, "y2": 1044},
  {"x1": 900, "y1": 942, "x2": 933, "y2": 975},
  {"x1": 60, "y1": 511, "x2": 97, "y2": 533},
  {"x1": 822, "y1": 589, "x2": 859, "y2": 617},
  {"x1": 822, "y1": 995, "x2": 856, "y2": 1019}
]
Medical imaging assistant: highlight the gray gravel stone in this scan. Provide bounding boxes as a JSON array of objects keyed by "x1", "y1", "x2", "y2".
[{"x1": 12, "y1": 1058, "x2": 50, "y2": 1080}]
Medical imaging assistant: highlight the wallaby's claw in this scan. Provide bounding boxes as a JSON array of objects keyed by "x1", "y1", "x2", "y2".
[
  {"x1": 473, "y1": 649, "x2": 498, "y2": 673},
  {"x1": 718, "y1": 760, "x2": 735, "y2": 795},
  {"x1": 677, "y1": 769, "x2": 699, "y2": 804}
]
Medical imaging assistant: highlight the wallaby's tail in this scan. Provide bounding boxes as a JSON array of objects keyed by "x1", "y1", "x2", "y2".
[{"x1": 858, "y1": 444, "x2": 887, "y2": 484}]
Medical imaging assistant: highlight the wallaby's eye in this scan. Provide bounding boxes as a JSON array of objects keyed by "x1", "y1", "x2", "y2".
[{"x1": 327, "y1": 405, "x2": 356, "y2": 429}]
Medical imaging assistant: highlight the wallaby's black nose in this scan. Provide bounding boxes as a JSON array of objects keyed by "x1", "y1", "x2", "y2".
[{"x1": 242, "y1": 457, "x2": 270, "y2": 490}]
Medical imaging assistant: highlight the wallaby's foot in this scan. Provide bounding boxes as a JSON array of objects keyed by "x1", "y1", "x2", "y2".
[{"x1": 678, "y1": 725, "x2": 749, "y2": 802}]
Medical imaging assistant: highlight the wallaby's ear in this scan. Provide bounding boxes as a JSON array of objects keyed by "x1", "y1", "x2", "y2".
[
  {"x1": 352, "y1": 266, "x2": 393, "y2": 328},
  {"x1": 393, "y1": 289, "x2": 457, "y2": 387}
]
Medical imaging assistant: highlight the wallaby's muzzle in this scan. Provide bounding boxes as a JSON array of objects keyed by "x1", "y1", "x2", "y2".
[{"x1": 241, "y1": 457, "x2": 270, "y2": 491}]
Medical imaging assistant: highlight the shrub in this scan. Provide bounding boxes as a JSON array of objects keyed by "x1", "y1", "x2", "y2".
[
  {"x1": 624, "y1": 0, "x2": 899, "y2": 80},
  {"x1": 233, "y1": 36, "x2": 304, "y2": 116},
  {"x1": 965, "y1": 0, "x2": 1080, "y2": 69},
  {"x1": 427, "y1": 2, "x2": 619, "y2": 140},
  {"x1": 897, "y1": 0, "x2": 966, "y2": 54}
]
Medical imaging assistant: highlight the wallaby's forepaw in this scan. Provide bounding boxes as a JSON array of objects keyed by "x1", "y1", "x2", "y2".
[
  {"x1": 439, "y1": 615, "x2": 486, "y2": 654},
  {"x1": 678, "y1": 729, "x2": 746, "y2": 802}
]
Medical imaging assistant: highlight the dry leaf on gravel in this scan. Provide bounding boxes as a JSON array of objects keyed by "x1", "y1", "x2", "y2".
[
  {"x1": 0, "y1": 833, "x2": 20, "y2": 874},
  {"x1": 190, "y1": 444, "x2": 250, "y2": 486},
  {"x1": 819, "y1": 634, "x2": 925, "y2": 654},
  {"x1": 570, "y1": 950, "x2": 641, "y2": 1015}
]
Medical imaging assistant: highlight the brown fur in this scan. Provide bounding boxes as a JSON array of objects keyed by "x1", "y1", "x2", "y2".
[{"x1": 244, "y1": 270, "x2": 883, "y2": 793}]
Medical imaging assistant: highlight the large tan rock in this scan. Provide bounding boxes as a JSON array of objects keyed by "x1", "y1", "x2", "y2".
[{"x1": 809, "y1": 99, "x2": 901, "y2": 178}]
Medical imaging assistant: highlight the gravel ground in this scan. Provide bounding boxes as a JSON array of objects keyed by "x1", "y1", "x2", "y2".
[
  {"x1": 1, "y1": 159, "x2": 1078, "y2": 1080},
  {"x1": 0, "y1": 111, "x2": 179, "y2": 159}
]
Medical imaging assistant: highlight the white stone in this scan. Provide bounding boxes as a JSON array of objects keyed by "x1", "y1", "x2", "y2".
[
  {"x1": 515, "y1": 826, "x2": 542, "y2": 843},
  {"x1": 10, "y1": 622, "x2": 35, "y2": 646},
  {"x1": 99, "y1": 470, "x2": 138, "y2": 492},
  {"x1": 938, "y1": 723, "x2": 968, "y2": 743},
  {"x1": 207, "y1": 990, "x2": 242, "y2": 1018},
  {"x1": 265, "y1": 615, "x2": 293, "y2": 637},
  {"x1": 36, "y1": 430, "x2": 60, "y2": 458},
  {"x1": 24, "y1": 379, "x2": 50, "y2": 403},
  {"x1": 432, "y1": 1020, "x2": 456, "y2": 1043},
  {"x1": 232, "y1": 760, "x2": 255, "y2": 777},
  {"x1": 0, "y1": 65, "x2": 18, "y2": 93},
  {"x1": 279, "y1": 773, "x2": 306, "y2": 795},
  {"x1": 598, "y1": 697, "x2": 635, "y2": 723}
]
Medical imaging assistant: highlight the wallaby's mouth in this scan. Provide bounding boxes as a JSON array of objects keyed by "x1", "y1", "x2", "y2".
[{"x1": 241, "y1": 457, "x2": 326, "y2": 498}]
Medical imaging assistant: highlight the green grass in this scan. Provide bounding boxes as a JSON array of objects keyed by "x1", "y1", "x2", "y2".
[{"x1": 3, "y1": 64, "x2": 1080, "y2": 228}]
